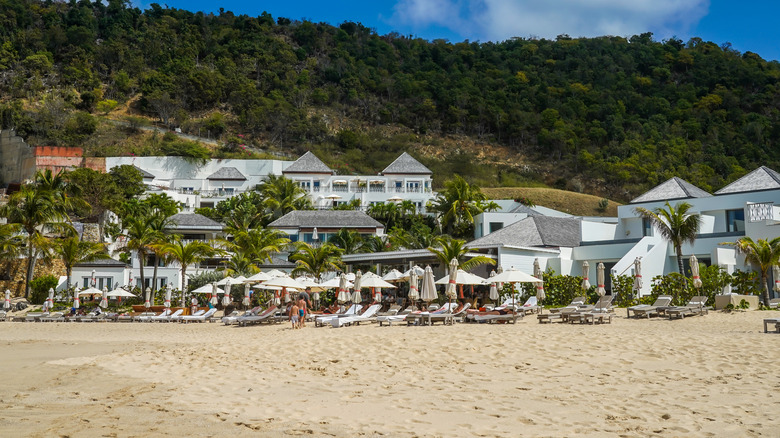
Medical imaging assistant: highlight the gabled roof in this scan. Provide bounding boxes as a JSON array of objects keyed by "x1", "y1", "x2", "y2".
[
  {"x1": 206, "y1": 167, "x2": 246, "y2": 180},
  {"x1": 268, "y1": 210, "x2": 384, "y2": 229},
  {"x1": 715, "y1": 166, "x2": 780, "y2": 195},
  {"x1": 282, "y1": 151, "x2": 334, "y2": 174},
  {"x1": 381, "y1": 152, "x2": 432, "y2": 175},
  {"x1": 74, "y1": 258, "x2": 128, "y2": 267},
  {"x1": 167, "y1": 213, "x2": 223, "y2": 230},
  {"x1": 508, "y1": 204, "x2": 543, "y2": 215},
  {"x1": 468, "y1": 216, "x2": 582, "y2": 248},
  {"x1": 133, "y1": 165, "x2": 155, "y2": 179},
  {"x1": 630, "y1": 177, "x2": 712, "y2": 204}
]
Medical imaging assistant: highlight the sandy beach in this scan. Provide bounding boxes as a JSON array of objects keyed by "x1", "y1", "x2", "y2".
[{"x1": 1, "y1": 311, "x2": 778, "y2": 437}]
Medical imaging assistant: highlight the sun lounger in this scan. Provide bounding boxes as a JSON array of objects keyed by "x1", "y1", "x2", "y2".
[
  {"x1": 171, "y1": 309, "x2": 203, "y2": 322},
  {"x1": 406, "y1": 303, "x2": 455, "y2": 326},
  {"x1": 763, "y1": 318, "x2": 780, "y2": 333},
  {"x1": 138, "y1": 309, "x2": 172, "y2": 322},
  {"x1": 377, "y1": 305, "x2": 401, "y2": 316},
  {"x1": 152, "y1": 309, "x2": 183, "y2": 322},
  {"x1": 568, "y1": 295, "x2": 616, "y2": 324},
  {"x1": 223, "y1": 306, "x2": 261, "y2": 325},
  {"x1": 377, "y1": 312, "x2": 413, "y2": 326},
  {"x1": 179, "y1": 307, "x2": 217, "y2": 323},
  {"x1": 39, "y1": 312, "x2": 65, "y2": 322},
  {"x1": 473, "y1": 306, "x2": 522, "y2": 324},
  {"x1": 19, "y1": 312, "x2": 47, "y2": 322},
  {"x1": 537, "y1": 296, "x2": 591, "y2": 323},
  {"x1": 428, "y1": 302, "x2": 472, "y2": 325},
  {"x1": 331, "y1": 304, "x2": 382, "y2": 327},
  {"x1": 517, "y1": 296, "x2": 539, "y2": 315},
  {"x1": 627, "y1": 295, "x2": 672, "y2": 318},
  {"x1": 314, "y1": 304, "x2": 362, "y2": 327},
  {"x1": 768, "y1": 298, "x2": 780, "y2": 309},
  {"x1": 548, "y1": 296, "x2": 587, "y2": 313},
  {"x1": 666, "y1": 296, "x2": 709, "y2": 319},
  {"x1": 237, "y1": 306, "x2": 278, "y2": 326}
]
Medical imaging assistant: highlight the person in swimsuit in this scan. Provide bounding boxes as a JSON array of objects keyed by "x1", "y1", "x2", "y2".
[
  {"x1": 297, "y1": 295, "x2": 307, "y2": 328},
  {"x1": 290, "y1": 302, "x2": 299, "y2": 329}
]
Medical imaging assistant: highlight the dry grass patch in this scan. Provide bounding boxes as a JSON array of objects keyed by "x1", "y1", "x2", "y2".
[{"x1": 482, "y1": 187, "x2": 621, "y2": 217}]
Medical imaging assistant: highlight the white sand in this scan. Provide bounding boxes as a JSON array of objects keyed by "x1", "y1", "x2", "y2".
[{"x1": 0, "y1": 311, "x2": 778, "y2": 437}]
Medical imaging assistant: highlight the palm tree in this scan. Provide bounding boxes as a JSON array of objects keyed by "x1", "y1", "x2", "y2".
[
  {"x1": 155, "y1": 236, "x2": 215, "y2": 306},
  {"x1": 227, "y1": 227, "x2": 290, "y2": 265},
  {"x1": 257, "y1": 174, "x2": 312, "y2": 221},
  {"x1": 427, "y1": 175, "x2": 496, "y2": 238},
  {"x1": 0, "y1": 223, "x2": 23, "y2": 265},
  {"x1": 427, "y1": 235, "x2": 495, "y2": 273},
  {"x1": 147, "y1": 211, "x2": 176, "y2": 295},
  {"x1": 362, "y1": 235, "x2": 393, "y2": 253},
  {"x1": 122, "y1": 214, "x2": 161, "y2": 294},
  {"x1": 0, "y1": 183, "x2": 72, "y2": 298},
  {"x1": 222, "y1": 252, "x2": 258, "y2": 277},
  {"x1": 634, "y1": 201, "x2": 701, "y2": 274},
  {"x1": 289, "y1": 242, "x2": 344, "y2": 280},
  {"x1": 722, "y1": 237, "x2": 780, "y2": 306},
  {"x1": 56, "y1": 236, "x2": 110, "y2": 296},
  {"x1": 329, "y1": 228, "x2": 364, "y2": 254}
]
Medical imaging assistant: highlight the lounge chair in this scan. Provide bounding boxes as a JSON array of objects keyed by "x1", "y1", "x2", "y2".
[
  {"x1": 377, "y1": 305, "x2": 401, "y2": 316},
  {"x1": 768, "y1": 298, "x2": 780, "y2": 309},
  {"x1": 179, "y1": 308, "x2": 217, "y2": 323},
  {"x1": 517, "y1": 296, "x2": 539, "y2": 315},
  {"x1": 428, "y1": 302, "x2": 472, "y2": 325},
  {"x1": 627, "y1": 295, "x2": 672, "y2": 318},
  {"x1": 171, "y1": 309, "x2": 203, "y2": 322},
  {"x1": 314, "y1": 304, "x2": 362, "y2": 327},
  {"x1": 666, "y1": 296, "x2": 710, "y2": 319},
  {"x1": 548, "y1": 296, "x2": 587, "y2": 313},
  {"x1": 331, "y1": 304, "x2": 382, "y2": 327},
  {"x1": 537, "y1": 297, "x2": 590, "y2": 323},
  {"x1": 237, "y1": 306, "x2": 278, "y2": 326},
  {"x1": 763, "y1": 317, "x2": 780, "y2": 333},
  {"x1": 568, "y1": 295, "x2": 616, "y2": 324},
  {"x1": 152, "y1": 309, "x2": 183, "y2": 322},
  {"x1": 406, "y1": 303, "x2": 455, "y2": 326},
  {"x1": 223, "y1": 306, "x2": 261, "y2": 325},
  {"x1": 472, "y1": 305, "x2": 522, "y2": 324},
  {"x1": 0, "y1": 311, "x2": 6, "y2": 322},
  {"x1": 377, "y1": 311, "x2": 415, "y2": 326},
  {"x1": 39, "y1": 312, "x2": 65, "y2": 322},
  {"x1": 138, "y1": 309, "x2": 172, "y2": 322}
]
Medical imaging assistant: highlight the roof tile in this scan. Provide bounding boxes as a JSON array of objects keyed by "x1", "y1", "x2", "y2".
[
  {"x1": 282, "y1": 151, "x2": 334, "y2": 174},
  {"x1": 630, "y1": 177, "x2": 711, "y2": 204},
  {"x1": 715, "y1": 166, "x2": 780, "y2": 194},
  {"x1": 381, "y1": 152, "x2": 432, "y2": 175}
]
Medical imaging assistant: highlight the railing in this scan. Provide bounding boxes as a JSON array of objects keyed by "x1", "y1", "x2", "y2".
[
  {"x1": 369, "y1": 186, "x2": 386, "y2": 193},
  {"x1": 332, "y1": 186, "x2": 348, "y2": 192}
]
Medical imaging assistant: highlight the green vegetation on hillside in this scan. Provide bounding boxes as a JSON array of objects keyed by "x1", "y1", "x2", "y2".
[{"x1": 1, "y1": 1, "x2": 779, "y2": 201}]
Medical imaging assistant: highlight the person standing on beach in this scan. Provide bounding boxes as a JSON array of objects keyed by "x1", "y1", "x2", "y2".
[
  {"x1": 290, "y1": 301, "x2": 300, "y2": 329},
  {"x1": 297, "y1": 295, "x2": 308, "y2": 328}
]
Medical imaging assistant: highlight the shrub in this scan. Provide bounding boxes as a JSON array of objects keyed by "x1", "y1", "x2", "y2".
[
  {"x1": 517, "y1": 269, "x2": 596, "y2": 307},
  {"x1": 30, "y1": 275, "x2": 59, "y2": 305},
  {"x1": 610, "y1": 274, "x2": 635, "y2": 307},
  {"x1": 731, "y1": 269, "x2": 761, "y2": 296},
  {"x1": 187, "y1": 270, "x2": 224, "y2": 293},
  {"x1": 597, "y1": 198, "x2": 609, "y2": 212}
]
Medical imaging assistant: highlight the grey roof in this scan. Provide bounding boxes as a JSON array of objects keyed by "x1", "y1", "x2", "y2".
[
  {"x1": 715, "y1": 166, "x2": 780, "y2": 195},
  {"x1": 381, "y1": 152, "x2": 432, "y2": 175},
  {"x1": 133, "y1": 165, "x2": 155, "y2": 179},
  {"x1": 167, "y1": 213, "x2": 223, "y2": 230},
  {"x1": 268, "y1": 210, "x2": 384, "y2": 229},
  {"x1": 468, "y1": 216, "x2": 582, "y2": 248},
  {"x1": 74, "y1": 258, "x2": 128, "y2": 267},
  {"x1": 630, "y1": 177, "x2": 712, "y2": 204},
  {"x1": 508, "y1": 204, "x2": 543, "y2": 215},
  {"x1": 206, "y1": 167, "x2": 246, "y2": 180},
  {"x1": 257, "y1": 256, "x2": 295, "y2": 269},
  {"x1": 282, "y1": 151, "x2": 334, "y2": 174}
]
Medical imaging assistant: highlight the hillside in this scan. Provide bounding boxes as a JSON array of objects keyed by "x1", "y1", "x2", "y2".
[
  {"x1": 1, "y1": 1, "x2": 780, "y2": 201},
  {"x1": 481, "y1": 187, "x2": 621, "y2": 217}
]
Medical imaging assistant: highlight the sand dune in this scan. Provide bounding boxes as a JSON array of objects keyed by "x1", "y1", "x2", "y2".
[{"x1": 0, "y1": 311, "x2": 778, "y2": 437}]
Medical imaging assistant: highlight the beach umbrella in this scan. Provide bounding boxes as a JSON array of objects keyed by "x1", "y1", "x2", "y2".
[
  {"x1": 164, "y1": 286, "x2": 172, "y2": 308},
  {"x1": 420, "y1": 265, "x2": 438, "y2": 303},
  {"x1": 401, "y1": 265, "x2": 425, "y2": 280},
  {"x1": 210, "y1": 282, "x2": 218, "y2": 306},
  {"x1": 4, "y1": 289, "x2": 10, "y2": 310},
  {"x1": 47, "y1": 287, "x2": 54, "y2": 311},
  {"x1": 99, "y1": 287, "x2": 109, "y2": 308},
  {"x1": 489, "y1": 270, "x2": 499, "y2": 304},
  {"x1": 78, "y1": 287, "x2": 103, "y2": 296},
  {"x1": 382, "y1": 269, "x2": 404, "y2": 282},
  {"x1": 408, "y1": 270, "x2": 419, "y2": 303},
  {"x1": 265, "y1": 269, "x2": 287, "y2": 278},
  {"x1": 223, "y1": 280, "x2": 232, "y2": 306},
  {"x1": 144, "y1": 287, "x2": 151, "y2": 309},
  {"x1": 243, "y1": 282, "x2": 251, "y2": 306},
  {"x1": 533, "y1": 259, "x2": 545, "y2": 304},
  {"x1": 690, "y1": 255, "x2": 702, "y2": 288},
  {"x1": 73, "y1": 287, "x2": 80, "y2": 309},
  {"x1": 633, "y1": 258, "x2": 643, "y2": 298},
  {"x1": 320, "y1": 277, "x2": 354, "y2": 289},
  {"x1": 352, "y1": 270, "x2": 363, "y2": 304},
  {"x1": 91, "y1": 270, "x2": 96, "y2": 288},
  {"x1": 263, "y1": 276, "x2": 307, "y2": 290},
  {"x1": 490, "y1": 268, "x2": 542, "y2": 308},
  {"x1": 337, "y1": 273, "x2": 349, "y2": 304},
  {"x1": 596, "y1": 263, "x2": 606, "y2": 297},
  {"x1": 445, "y1": 258, "x2": 458, "y2": 300},
  {"x1": 581, "y1": 261, "x2": 591, "y2": 290},
  {"x1": 360, "y1": 277, "x2": 397, "y2": 289},
  {"x1": 232, "y1": 275, "x2": 248, "y2": 284},
  {"x1": 245, "y1": 271, "x2": 272, "y2": 283},
  {"x1": 107, "y1": 287, "x2": 137, "y2": 299},
  {"x1": 774, "y1": 265, "x2": 780, "y2": 293}
]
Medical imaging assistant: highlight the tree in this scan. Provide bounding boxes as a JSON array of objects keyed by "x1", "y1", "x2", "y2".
[
  {"x1": 427, "y1": 235, "x2": 495, "y2": 273},
  {"x1": 56, "y1": 236, "x2": 110, "y2": 296},
  {"x1": 328, "y1": 228, "x2": 364, "y2": 254},
  {"x1": 0, "y1": 223, "x2": 23, "y2": 266},
  {"x1": 121, "y1": 214, "x2": 161, "y2": 294},
  {"x1": 427, "y1": 175, "x2": 496, "y2": 238},
  {"x1": 155, "y1": 236, "x2": 215, "y2": 306},
  {"x1": 257, "y1": 174, "x2": 312, "y2": 221},
  {"x1": 721, "y1": 237, "x2": 780, "y2": 306},
  {"x1": 635, "y1": 201, "x2": 701, "y2": 274},
  {"x1": 289, "y1": 242, "x2": 343, "y2": 280},
  {"x1": 227, "y1": 227, "x2": 290, "y2": 266}
]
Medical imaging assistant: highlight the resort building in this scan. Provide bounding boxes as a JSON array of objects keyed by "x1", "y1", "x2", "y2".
[{"x1": 268, "y1": 210, "x2": 385, "y2": 244}]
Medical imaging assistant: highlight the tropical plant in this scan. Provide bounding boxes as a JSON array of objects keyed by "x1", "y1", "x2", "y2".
[
  {"x1": 56, "y1": 236, "x2": 110, "y2": 296},
  {"x1": 147, "y1": 211, "x2": 176, "y2": 294},
  {"x1": 427, "y1": 175, "x2": 497, "y2": 238},
  {"x1": 289, "y1": 242, "x2": 344, "y2": 280},
  {"x1": 362, "y1": 235, "x2": 394, "y2": 253},
  {"x1": 634, "y1": 201, "x2": 701, "y2": 274},
  {"x1": 426, "y1": 235, "x2": 495, "y2": 272},
  {"x1": 226, "y1": 227, "x2": 290, "y2": 266},
  {"x1": 328, "y1": 228, "x2": 364, "y2": 254},
  {"x1": 121, "y1": 214, "x2": 162, "y2": 295},
  {"x1": 0, "y1": 223, "x2": 24, "y2": 265},
  {"x1": 721, "y1": 237, "x2": 780, "y2": 305},
  {"x1": 257, "y1": 174, "x2": 312, "y2": 221},
  {"x1": 155, "y1": 235, "x2": 215, "y2": 306},
  {"x1": 29, "y1": 274, "x2": 59, "y2": 305}
]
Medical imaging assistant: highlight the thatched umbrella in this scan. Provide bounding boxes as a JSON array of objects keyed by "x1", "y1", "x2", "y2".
[
  {"x1": 690, "y1": 255, "x2": 702, "y2": 288},
  {"x1": 581, "y1": 261, "x2": 591, "y2": 290}
]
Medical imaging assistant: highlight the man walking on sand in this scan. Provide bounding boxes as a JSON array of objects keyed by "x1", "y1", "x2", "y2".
[{"x1": 297, "y1": 294, "x2": 308, "y2": 328}]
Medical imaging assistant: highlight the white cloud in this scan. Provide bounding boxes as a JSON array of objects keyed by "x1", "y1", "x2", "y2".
[{"x1": 392, "y1": 0, "x2": 709, "y2": 41}]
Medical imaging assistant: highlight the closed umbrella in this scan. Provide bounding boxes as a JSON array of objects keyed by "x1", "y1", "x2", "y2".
[
  {"x1": 4, "y1": 289, "x2": 10, "y2": 310},
  {"x1": 489, "y1": 270, "x2": 499, "y2": 304},
  {"x1": 312, "y1": 227, "x2": 319, "y2": 241},
  {"x1": 47, "y1": 287, "x2": 54, "y2": 311},
  {"x1": 633, "y1": 258, "x2": 643, "y2": 298},
  {"x1": 445, "y1": 258, "x2": 458, "y2": 300},
  {"x1": 690, "y1": 255, "x2": 702, "y2": 288},
  {"x1": 408, "y1": 271, "x2": 419, "y2": 304},
  {"x1": 73, "y1": 287, "x2": 80, "y2": 309},
  {"x1": 352, "y1": 270, "x2": 363, "y2": 304},
  {"x1": 581, "y1": 261, "x2": 591, "y2": 290},
  {"x1": 533, "y1": 258, "x2": 545, "y2": 304},
  {"x1": 420, "y1": 265, "x2": 438, "y2": 303},
  {"x1": 223, "y1": 280, "x2": 232, "y2": 306},
  {"x1": 596, "y1": 263, "x2": 606, "y2": 296},
  {"x1": 91, "y1": 270, "x2": 96, "y2": 288},
  {"x1": 774, "y1": 265, "x2": 780, "y2": 293},
  {"x1": 99, "y1": 287, "x2": 109, "y2": 308},
  {"x1": 210, "y1": 282, "x2": 219, "y2": 306},
  {"x1": 337, "y1": 274, "x2": 349, "y2": 304},
  {"x1": 164, "y1": 286, "x2": 172, "y2": 308},
  {"x1": 144, "y1": 287, "x2": 151, "y2": 309},
  {"x1": 243, "y1": 282, "x2": 251, "y2": 306}
]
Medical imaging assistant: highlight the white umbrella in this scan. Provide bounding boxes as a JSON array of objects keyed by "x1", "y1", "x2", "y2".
[
  {"x1": 47, "y1": 287, "x2": 54, "y2": 311},
  {"x1": 294, "y1": 277, "x2": 327, "y2": 292},
  {"x1": 90, "y1": 270, "x2": 96, "y2": 288},
  {"x1": 408, "y1": 270, "x2": 419, "y2": 302},
  {"x1": 401, "y1": 265, "x2": 425, "y2": 279},
  {"x1": 690, "y1": 255, "x2": 702, "y2": 288},
  {"x1": 210, "y1": 282, "x2": 218, "y2": 306},
  {"x1": 265, "y1": 269, "x2": 287, "y2": 278},
  {"x1": 489, "y1": 270, "x2": 499, "y2": 302},
  {"x1": 243, "y1": 282, "x2": 251, "y2": 306},
  {"x1": 774, "y1": 265, "x2": 780, "y2": 293},
  {"x1": 189, "y1": 283, "x2": 222, "y2": 294},
  {"x1": 222, "y1": 280, "x2": 232, "y2": 306},
  {"x1": 581, "y1": 261, "x2": 591, "y2": 290},
  {"x1": 360, "y1": 277, "x2": 397, "y2": 289},
  {"x1": 435, "y1": 270, "x2": 488, "y2": 285},
  {"x1": 337, "y1": 273, "x2": 349, "y2": 304},
  {"x1": 4, "y1": 289, "x2": 11, "y2": 310},
  {"x1": 596, "y1": 263, "x2": 606, "y2": 297},
  {"x1": 320, "y1": 277, "x2": 354, "y2": 289},
  {"x1": 533, "y1": 259, "x2": 545, "y2": 303},
  {"x1": 216, "y1": 276, "x2": 232, "y2": 286},
  {"x1": 633, "y1": 258, "x2": 643, "y2": 298},
  {"x1": 420, "y1": 265, "x2": 438, "y2": 303},
  {"x1": 486, "y1": 269, "x2": 541, "y2": 284},
  {"x1": 245, "y1": 271, "x2": 272, "y2": 283},
  {"x1": 382, "y1": 269, "x2": 404, "y2": 282},
  {"x1": 78, "y1": 287, "x2": 103, "y2": 296},
  {"x1": 106, "y1": 287, "x2": 137, "y2": 298},
  {"x1": 445, "y1": 258, "x2": 458, "y2": 300},
  {"x1": 164, "y1": 286, "x2": 172, "y2": 308},
  {"x1": 73, "y1": 287, "x2": 80, "y2": 309},
  {"x1": 263, "y1": 276, "x2": 307, "y2": 290},
  {"x1": 99, "y1": 287, "x2": 109, "y2": 308},
  {"x1": 232, "y1": 275, "x2": 248, "y2": 284},
  {"x1": 144, "y1": 287, "x2": 151, "y2": 309},
  {"x1": 354, "y1": 270, "x2": 363, "y2": 291},
  {"x1": 352, "y1": 270, "x2": 363, "y2": 304}
]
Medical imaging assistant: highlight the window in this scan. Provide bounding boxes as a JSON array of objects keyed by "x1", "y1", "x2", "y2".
[
  {"x1": 726, "y1": 209, "x2": 745, "y2": 232},
  {"x1": 489, "y1": 222, "x2": 504, "y2": 233},
  {"x1": 642, "y1": 218, "x2": 652, "y2": 236},
  {"x1": 83, "y1": 277, "x2": 113, "y2": 290}
]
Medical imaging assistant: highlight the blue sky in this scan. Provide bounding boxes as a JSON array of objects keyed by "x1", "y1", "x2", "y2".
[{"x1": 139, "y1": 0, "x2": 780, "y2": 61}]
